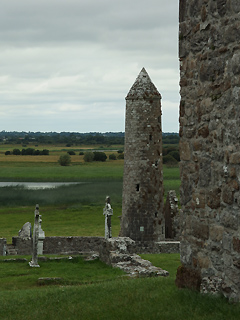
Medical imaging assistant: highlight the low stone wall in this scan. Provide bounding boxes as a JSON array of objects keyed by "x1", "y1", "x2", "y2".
[
  {"x1": 4, "y1": 236, "x2": 180, "y2": 256},
  {"x1": 12, "y1": 237, "x2": 32, "y2": 255},
  {"x1": 43, "y1": 236, "x2": 103, "y2": 254},
  {"x1": 0, "y1": 238, "x2": 7, "y2": 256},
  {"x1": 131, "y1": 241, "x2": 180, "y2": 254}
]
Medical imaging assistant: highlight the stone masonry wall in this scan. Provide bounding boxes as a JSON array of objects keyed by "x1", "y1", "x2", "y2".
[
  {"x1": 12, "y1": 237, "x2": 32, "y2": 255},
  {"x1": 43, "y1": 236, "x2": 103, "y2": 254},
  {"x1": 176, "y1": 0, "x2": 240, "y2": 301},
  {"x1": 4, "y1": 236, "x2": 179, "y2": 256},
  {"x1": 164, "y1": 190, "x2": 183, "y2": 240},
  {"x1": 120, "y1": 68, "x2": 165, "y2": 242}
]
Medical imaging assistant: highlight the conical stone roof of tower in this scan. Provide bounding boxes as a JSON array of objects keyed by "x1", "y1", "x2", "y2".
[{"x1": 126, "y1": 68, "x2": 161, "y2": 100}]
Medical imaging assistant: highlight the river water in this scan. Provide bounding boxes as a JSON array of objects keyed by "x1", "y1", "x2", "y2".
[{"x1": 0, "y1": 182, "x2": 83, "y2": 190}]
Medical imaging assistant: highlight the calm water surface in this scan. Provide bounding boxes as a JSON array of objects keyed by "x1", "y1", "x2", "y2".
[{"x1": 0, "y1": 182, "x2": 83, "y2": 190}]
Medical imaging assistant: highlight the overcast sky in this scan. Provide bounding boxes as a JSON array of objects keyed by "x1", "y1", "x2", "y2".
[{"x1": 0, "y1": 0, "x2": 179, "y2": 133}]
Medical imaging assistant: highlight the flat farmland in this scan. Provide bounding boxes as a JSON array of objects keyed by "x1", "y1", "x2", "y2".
[{"x1": 0, "y1": 143, "x2": 124, "y2": 164}]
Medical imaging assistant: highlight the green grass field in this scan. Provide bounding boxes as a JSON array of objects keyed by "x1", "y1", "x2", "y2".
[
  {"x1": 2, "y1": 143, "x2": 238, "y2": 319},
  {"x1": 0, "y1": 254, "x2": 239, "y2": 320},
  {"x1": 0, "y1": 144, "x2": 180, "y2": 242}
]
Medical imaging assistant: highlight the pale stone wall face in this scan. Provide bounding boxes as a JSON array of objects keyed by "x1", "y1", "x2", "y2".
[
  {"x1": 177, "y1": 0, "x2": 240, "y2": 301},
  {"x1": 120, "y1": 68, "x2": 164, "y2": 242},
  {"x1": 0, "y1": 238, "x2": 7, "y2": 256}
]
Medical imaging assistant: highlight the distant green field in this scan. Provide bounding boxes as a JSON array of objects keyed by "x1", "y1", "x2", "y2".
[
  {"x1": 0, "y1": 143, "x2": 180, "y2": 242},
  {"x1": 0, "y1": 161, "x2": 180, "y2": 243},
  {"x1": 0, "y1": 204, "x2": 122, "y2": 243},
  {"x1": 0, "y1": 161, "x2": 124, "y2": 181}
]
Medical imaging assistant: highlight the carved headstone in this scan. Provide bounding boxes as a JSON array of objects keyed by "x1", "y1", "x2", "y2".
[{"x1": 18, "y1": 222, "x2": 32, "y2": 238}]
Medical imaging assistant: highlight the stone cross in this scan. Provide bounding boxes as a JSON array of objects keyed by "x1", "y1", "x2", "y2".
[
  {"x1": 103, "y1": 196, "x2": 113, "y2": 239},
  {"x1": 29, "y1": 204, "x2": 40, "y2": 267}
]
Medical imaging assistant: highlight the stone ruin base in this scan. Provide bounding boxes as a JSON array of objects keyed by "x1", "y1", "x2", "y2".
[
  {"x1": 99, "y1": 237, "x2": 169, "y2": 278},
  {"x1": 176, "y1": 265, "x2": 240, "y2": 302},
  {"x1": 2, "y1": 235, "x2": 180, "y2": 278},
  {"x1": 2, "y1": 236, "x2": 175, "y2": 278},
  {"x1": 4, "y1": 236, "x2": 180, "y2": 256}
]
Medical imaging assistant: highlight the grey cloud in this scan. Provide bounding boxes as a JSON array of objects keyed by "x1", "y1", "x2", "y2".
[{"x1": 0, "y1": 0, "x2": 180, "y2": 132}]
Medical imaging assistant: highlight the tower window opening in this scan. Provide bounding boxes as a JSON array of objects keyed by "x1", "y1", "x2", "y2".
[
  {"x1": 136, "y1": 184, "x2": 140, "y2": 192},
  {"x1": 155, "y1": 212, "x2": 158, "y2": 218},
  {"x1": 149, "y1": 134, "x2": 152, "y2": 141}
]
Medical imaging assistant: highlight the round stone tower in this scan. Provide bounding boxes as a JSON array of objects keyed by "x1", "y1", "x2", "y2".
[{"x1": 120, "y1": 68, "x2": 164, "y2": 242}]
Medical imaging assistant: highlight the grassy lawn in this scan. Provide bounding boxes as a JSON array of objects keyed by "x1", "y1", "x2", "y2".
[
  {"x1": 0, "y1": 255, "x2": 125, "y2": 290},
  {"x1": 0, "y1": 254, "x2": 239, "y2": 320},
  {"x1": 0, "y1": 161, "x2": 124, "y2": 181},
  {"x1": 0, "y1": 204, "x2": 122, "y2": 243}
]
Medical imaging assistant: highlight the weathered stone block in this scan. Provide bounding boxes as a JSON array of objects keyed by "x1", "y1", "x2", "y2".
[
  {"x1": 233, "y1": 237, "x2": 240, "y2": 253},
  {"x1": 198, "y1": 124, "x2": 209, "y2": 138},
  {"x1": 197, "y1": 252, "x2": 211, "y2": 269},
  {"x1": 199, "y1": 159, "x2": 211, "y2": 187},
  {"x1": 229, "y1": 152, "x2": 240, "y2": 164},
  {"x1": 193, "y1": 192, "x2": 205, "y2": 208},
  {"x1": 179, "y1": 140, "x2": 191, "y2": 160},
  {"x1": 217, "y1": 0, "x2": 227, "y2": 17},
  {"x1": 207, "y1": 188, "x2": 221, "y2": 209},
  {"x1": 222, "y1": 184, "x2": 233, "y2": 205},
  {"x1": 201, "y1": 5, "x2": 207, "y2": 22},
  {"x1": 233, "y1": 258, "x2": 240, "y2": 269},
  {"x1": 175, "y1": 265, "x2": 201, "y2": 291},
  {"x1": 192, "y1": 223, "x2": 209, "y2": 240},
  {"x1": 231, "y1": 0, "x2": 240, "y2": 13},
  {"x1": 209, "y1": 225, "x2": 224, "y2": 241}
]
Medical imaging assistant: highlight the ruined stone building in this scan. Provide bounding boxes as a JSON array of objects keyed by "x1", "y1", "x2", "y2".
[
  {"x1": 120, "y1": 68, "x2": 165, "y2": 242},
  {"x1": 176, "y1": 0, "x2": 240, "y2": 301},
  {"x1": 164, "y1": 190, "x2": 182, "y2": 240}
]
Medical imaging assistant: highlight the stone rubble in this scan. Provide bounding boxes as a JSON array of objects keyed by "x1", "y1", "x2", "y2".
[{"x1": 99, "y1": 237, "x2": 169, "y2": 278}]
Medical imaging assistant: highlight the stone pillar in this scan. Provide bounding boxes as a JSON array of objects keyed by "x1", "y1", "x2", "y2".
[
  {"x1": 38, "y1": 215, "x2": 45, "y2": 255},
  {"x1": 120, "y1": 68, "x2": 164, "y2": 242},
  {"x1": 29, "y1": 204, "x2": 40, "y2": 267},
  {"x1": 176, "y1": 0, "x2": 240, "y2": 301},
  {"x1": 164, "y1": 190, "x2": 182, "y2": 240},
  {"x1": 103, "y1": 196, "x2": 113, "y2": 239}
]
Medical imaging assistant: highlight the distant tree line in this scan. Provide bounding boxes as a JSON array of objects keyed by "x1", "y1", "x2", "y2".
[
  {"x1": 162, "y1": 146, "x2": 180, "y2": 164},
  {"x1": 0, "y1": 131, "x2": 125, "y2": 146},
  {"x1": 0, "y1": 131, "x2": 179, "y2": 146},
  {"x1": 83, "y1": 151, "x2": 124, "y2": 163},
  {"x1": 58, "y1": 151, "x2": 124, "y2": 166},
  {"x1": 5, "y1": 148, "x2": 49, "y2": 156}
]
